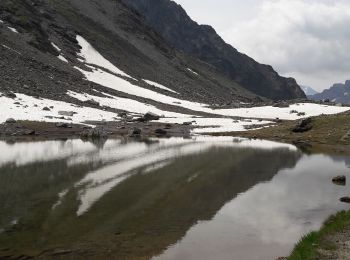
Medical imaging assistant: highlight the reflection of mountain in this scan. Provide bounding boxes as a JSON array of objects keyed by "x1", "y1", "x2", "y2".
[{"x1": 0, "y1": 139, "x2": 300, "y2": 259}]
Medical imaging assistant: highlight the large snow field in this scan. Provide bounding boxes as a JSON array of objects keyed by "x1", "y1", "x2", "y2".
[{"x1": 75, "y1": 36, "x2": 350, "y2": 121}]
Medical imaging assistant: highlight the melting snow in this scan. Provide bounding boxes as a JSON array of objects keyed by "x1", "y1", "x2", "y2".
[
  {"x1": 0, "y1": 92, "x2": 118, "y2": 124},
  {"x1": 68, "y1": 91, "x2": 187, "y2": 118},
  {"x1": 158, "y1": 117, "x2": 271, "y2": 133}
]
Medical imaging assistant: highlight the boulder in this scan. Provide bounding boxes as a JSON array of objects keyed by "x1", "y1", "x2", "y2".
[
  {"x1": 5, "y1": 92, "x2": 16, "y2": 98},
  {"x1": 292, "y1": 118, "x2": 312, "y2": 133},
  {"x1": 143, "y1": 112, "x2": 160, "y2": 121},
  {"x1": 85, "y1": 99, "x2": 100, "y2": 107},
  {"x1": 332, "y1": 175, "x2": 346, "y2": 185},
  {"x1": 42, "y1": 107, "x2": 51, "y2": 111},
  {"x1": 58, "y1": 111, "x2": 76, "y2": 117},
  {"x1": 5, "y1": 118, "x2": 16, "y2": 124}
]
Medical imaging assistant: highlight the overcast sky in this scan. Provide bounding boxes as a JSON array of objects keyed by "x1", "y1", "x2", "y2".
[{"x1": 174, "y1": 0, "x2": 350, "y2": 91}]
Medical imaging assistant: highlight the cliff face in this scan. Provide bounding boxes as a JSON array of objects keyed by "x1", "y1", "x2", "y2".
[
  {"x1": 122, "y1": 0, "x2": 306, "y2": 100},
  {"x1": 311, "y1": 80, "x2": 350, "y2": 104}
]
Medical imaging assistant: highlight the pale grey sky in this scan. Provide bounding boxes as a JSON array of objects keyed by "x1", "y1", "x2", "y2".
[{"x1": 174, "y1": 0, "x2": 350, "y2": 91}]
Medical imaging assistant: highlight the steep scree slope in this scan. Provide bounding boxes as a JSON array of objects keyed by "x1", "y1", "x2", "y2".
[{"x1": 122, "y1": 0, "x2": 306, "y2": 100}]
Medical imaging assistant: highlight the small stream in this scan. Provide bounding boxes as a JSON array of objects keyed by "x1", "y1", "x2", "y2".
[{"x1": 0, "y1": 137, "x2": 349, "y2": 259}]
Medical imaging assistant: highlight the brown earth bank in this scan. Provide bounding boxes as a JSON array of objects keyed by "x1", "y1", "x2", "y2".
[{"x1": 0, "y1": 119, "x2": 192, "y2": 142}]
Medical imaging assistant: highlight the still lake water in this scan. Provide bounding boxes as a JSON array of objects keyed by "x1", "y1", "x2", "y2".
[{"x1": 0, "y1": 137, "x2": 349, "y2": 259}]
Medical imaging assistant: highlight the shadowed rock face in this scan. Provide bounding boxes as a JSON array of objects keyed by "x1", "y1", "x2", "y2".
[{"x1": 122, "y1": 0, "x2": 306, "y2": 101}]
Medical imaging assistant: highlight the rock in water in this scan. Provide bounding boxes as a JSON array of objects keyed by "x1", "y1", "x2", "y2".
[
  {"x1": 332, "y1": 176, "x2": 346, "y2": 185},
  {"x1": 143, "y1": 112, "x2": 160, "y2": 121},
  {"x1": 340, "y1": 197, "x2": 350, "y2": 203}
]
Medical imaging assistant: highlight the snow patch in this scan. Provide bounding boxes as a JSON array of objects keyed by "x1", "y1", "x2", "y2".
[
  {"x1": 68, "y1": 91, "x2": 187, "y2": 118},
  {"x1": 0, "y1": 92, "x2": 118, "y2": 124},
  {"x1": 58, "y1": 55, "x2": 68, "y2": 63},
  {"x1": 7, "y1": 26, "x2": 18, "y2": 33},
  {"x1": 51, "y1": 42, "x2": 61, "y2": 52},
  {"x1": 76, "y1": 35, "x2": 134, "y2": 79}
]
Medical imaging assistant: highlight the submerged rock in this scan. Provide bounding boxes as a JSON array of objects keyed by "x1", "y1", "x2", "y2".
[{"x1": 332, "y1": 176, "x2": 346, "y2": 185}]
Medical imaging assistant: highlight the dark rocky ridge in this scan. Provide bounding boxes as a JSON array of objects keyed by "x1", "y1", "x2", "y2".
[
  {"x1": 0, "y1": 0, "x2": 265, "y2": 114},
  {"x1": 310, "y1": 80, "x2": 350, "y2": 104},
  {"x1": 122, "y1": 0, "x2": 306, "y2": 101}
]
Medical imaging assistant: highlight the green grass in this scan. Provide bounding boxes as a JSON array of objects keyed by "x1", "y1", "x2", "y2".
[{"x1": 289, "y1": 210, "x2": 350, "y2": 260}]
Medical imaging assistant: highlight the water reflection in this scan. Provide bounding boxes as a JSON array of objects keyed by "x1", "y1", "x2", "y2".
[{"x1": 0, "y1": 137, "x2": 347, "y2": 259}]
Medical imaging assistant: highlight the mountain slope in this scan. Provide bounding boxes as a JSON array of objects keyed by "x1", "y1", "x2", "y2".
[
  {"x1": 0, "y1": 0, "x2": 261, "y2": 113},
  {"x1": 121, "y1": 0, "x2": 305, "y2": 100},
  {"x1": 301, "y1": 85, "x2": 319, "y2": 96},
  {"x1": 311, "y1": 80, "x2": 350, "y2": 104}
]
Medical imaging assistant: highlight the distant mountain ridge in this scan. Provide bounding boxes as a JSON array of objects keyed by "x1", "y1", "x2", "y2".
[
  {"x1": 301, "y1": 85, "x2": 319, "y2": 96},
  {"x1": 122, "y1": 0, "x2": 306, "y2": 100},
  {"x1": 310, "y1": 80, "x2": 350, "y2": 104}
]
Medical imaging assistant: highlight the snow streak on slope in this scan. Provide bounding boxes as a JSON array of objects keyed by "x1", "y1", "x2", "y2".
[
  {"x1": 76, "y1": 36, "x2": 134, "y2": 79},
  {"x1": 75, "y1": 36, "x2": 350, "y2": 121},
  {"x1": 68, "y1": 91, "x2": 187, "y2": 118},
  {"x1": 143, "y1": 79, "x2": 179, "y2": 94}
]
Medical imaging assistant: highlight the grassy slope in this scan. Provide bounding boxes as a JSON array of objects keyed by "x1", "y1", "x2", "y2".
[
  {"x1": 216, "y1": 110, "x2": 350, "y2": 155},
  {"x1": 289, "y1": 211, "x2": 350, "y2": 259}
]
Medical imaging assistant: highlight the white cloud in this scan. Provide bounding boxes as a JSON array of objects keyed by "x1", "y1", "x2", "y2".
[{"x1": 221, "y1": 0, "x2": 350, "y2": 90}]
